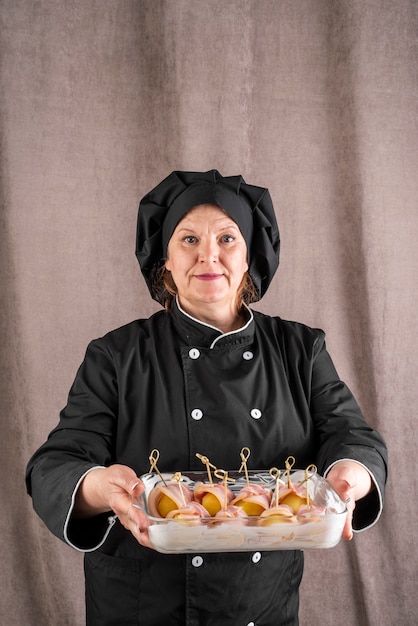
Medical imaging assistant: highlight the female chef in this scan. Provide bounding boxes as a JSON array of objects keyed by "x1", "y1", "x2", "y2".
[{"x1": 26, "y1": 170, "x2": 387, "y2": 626}]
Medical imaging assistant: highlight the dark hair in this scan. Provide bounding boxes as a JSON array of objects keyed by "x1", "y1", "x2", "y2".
[{"x1": 150, "y1": 265, "x2": 259, "y2": 312}]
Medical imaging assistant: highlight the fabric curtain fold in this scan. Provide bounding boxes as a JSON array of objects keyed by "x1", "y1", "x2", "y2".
[{"x1": 1, "y1": 1, "x2": 416, "y2": 624}]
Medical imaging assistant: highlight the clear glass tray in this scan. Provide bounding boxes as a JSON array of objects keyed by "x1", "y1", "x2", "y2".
[{"x1": 134, "y1": 470, "x2": 347, "y2": 554}]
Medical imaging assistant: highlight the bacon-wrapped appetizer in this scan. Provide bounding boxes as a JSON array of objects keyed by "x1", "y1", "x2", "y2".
[
  {"x1": 259, "y1": 503, "x2": 295, "y2": 525},
  {"x1": 147, "y1": 482, "x2": 194, "y2": 518},
  {"x1": 275, "y1": 482, "x2": 311, "y2": 514},
  {"x1": 231, "y1": 483, "x2": 272, "y2": 516},
  {"x1": 214, "y1": 505, "x2": 249, "y2": 521},
  {"x1": 193, "y1": 482, "x2": 234, "y2": 516},
  {"x1": 273, "y1": 460, "x2": 323, "y2": 515},
  {"x1": 165, "y1": 501, "x2": 210, "y2": 521},
  {"x1": 296, "y1": 503, "x2": 326, "y2": 522},
  {"x1": 267, "y1": 480, "x2": 327, "y2": 519}
]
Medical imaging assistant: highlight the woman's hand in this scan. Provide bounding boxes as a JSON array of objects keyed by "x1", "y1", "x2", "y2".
[
  {"x1": 74, "y1": 464, "x2": 152, "y2": 548},
  {"x1": 326, "y1": 460, "x2": 372, "y2": 540}
]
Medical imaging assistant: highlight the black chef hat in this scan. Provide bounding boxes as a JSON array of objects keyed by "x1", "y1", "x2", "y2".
[{"x1": 136, "y1": 169, "x2": 280, "y2": 304}]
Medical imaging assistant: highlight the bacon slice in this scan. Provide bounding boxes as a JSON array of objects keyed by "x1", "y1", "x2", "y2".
[
  {"x1": 147, "y1": 483, "x2": 194, "y2": 518},
  {"x1": 231, "y1": 483, "x2": 272, "y2": 514},
  {"x1": 214, "y1": 505, "x2": 249, "y2": 520},
  {"x1": 296, "y1": 504, "x2": 326, "y2": 516},
  {"x1": 166, "y1": 501, "x2": 210, "y2": 520},
  {"x1": 193, "y1": 482, "x2": 234, "y2": 516},
  {"x1": 259, "y1": 504, "x2": 296, "y2": 525}
]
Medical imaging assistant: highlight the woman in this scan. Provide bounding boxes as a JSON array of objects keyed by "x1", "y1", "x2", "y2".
[{"x1": 26, "y1": 170, "x2": 387, "y2": 626}]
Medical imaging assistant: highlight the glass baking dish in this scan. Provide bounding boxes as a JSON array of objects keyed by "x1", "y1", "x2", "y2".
[{"x1": 133, "y1": 469, "x2": 347, "y2": 553}]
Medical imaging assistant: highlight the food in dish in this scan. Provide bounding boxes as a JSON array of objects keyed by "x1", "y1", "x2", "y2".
[
  {"x1": 135, "y1": 449, "x2": 347, "y2": 553},
  {"x1": 147, "y1": 481, "x2": 194, "y2": 518},
  {"x1": 231, "y1": 483, "x2": 272, "y2": 516},
  {"x1": 193, "y1": 481, "x2": 234, "y2": 516}
]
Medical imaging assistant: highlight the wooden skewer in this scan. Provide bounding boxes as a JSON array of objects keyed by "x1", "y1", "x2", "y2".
[
  {"x1": 196, "y1": 453, "x2": 217, "y2": 485},
  {"x1": 269, "y1": 467, "x2": 281, "y2": 507},
  {"x1": 284, "y1": 455, "x2": 296, "y2": 489},
  {"x1": 171, "y1": 471, "x2": 187, "y2": 507},
  {"x1": 214, "y1": 469, "x2": 235, "y2": 512},
  {"x1": 302, "y1": 464, "x2": 317, "y2": 509},
  {"x1": 148, "y1": 449, "x2": 168, "y2": 487},
  {"x1": 239, "y1": 447, "x2": 251, "y2": 485}
]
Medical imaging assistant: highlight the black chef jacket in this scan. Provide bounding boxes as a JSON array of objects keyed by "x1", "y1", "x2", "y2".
[{"x1": 26, "y1": 302, "x2": 387, "y2": 626}]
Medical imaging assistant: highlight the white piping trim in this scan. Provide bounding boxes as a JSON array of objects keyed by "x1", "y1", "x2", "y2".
[
  {"x1": 324, "y1": 459, "x2": 383, "y2": 533},
  {"x1": 63, "y1": 466, "x2": 117, "y2": 553},
  {"x1": 175, "y1": 297, "x2": 254, "y2": 349}
]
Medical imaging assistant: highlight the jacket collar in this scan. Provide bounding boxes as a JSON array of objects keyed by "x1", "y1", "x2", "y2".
[{"x1": 170, "y1": 297, "x2": 254, "y2": 349}]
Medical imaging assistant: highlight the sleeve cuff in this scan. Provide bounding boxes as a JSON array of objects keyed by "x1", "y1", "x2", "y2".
[{"x1": 63, "y1": 466, "x2": 118, "y2": 552}]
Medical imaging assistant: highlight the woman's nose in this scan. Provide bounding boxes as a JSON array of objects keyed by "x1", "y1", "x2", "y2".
[{"x1": 198, "y1": 240, "x2": 218, "y2": 263}]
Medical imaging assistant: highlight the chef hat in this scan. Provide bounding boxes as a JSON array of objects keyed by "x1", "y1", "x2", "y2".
[{"x1": 136, "y1": 169, "x2": 280, "y2": 304}]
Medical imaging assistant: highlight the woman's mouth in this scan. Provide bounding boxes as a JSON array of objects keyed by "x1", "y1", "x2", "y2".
[{"x1": 195, "y1": 273, "x2": 223, "y2": 281}]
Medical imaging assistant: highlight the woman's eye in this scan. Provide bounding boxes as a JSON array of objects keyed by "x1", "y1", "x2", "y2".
[
  {"x1": 184, "y1": 236, "x2": 197, "y2": 244},
  {"x1": 221, "y1": 235, "x2": 234, "y2": 243}
]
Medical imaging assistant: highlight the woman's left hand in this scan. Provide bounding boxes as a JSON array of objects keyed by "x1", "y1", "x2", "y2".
[{"x1": 326, "y1": 461, "x2": 372, "y2": 540}]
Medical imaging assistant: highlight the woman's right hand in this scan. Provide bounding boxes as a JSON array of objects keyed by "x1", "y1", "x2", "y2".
[{"x1": 74, "y1": 464, "x2": 152, "y2": 548}]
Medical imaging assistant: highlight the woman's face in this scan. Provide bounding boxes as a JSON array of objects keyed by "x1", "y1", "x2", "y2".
[{"x1": 165, "y1": 204, "x2": 248, "y2": 321}]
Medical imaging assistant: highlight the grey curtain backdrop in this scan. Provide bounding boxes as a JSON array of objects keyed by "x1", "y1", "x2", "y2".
[{"x1": 1, "y1": 1, "x2": 417, "y2": 624}]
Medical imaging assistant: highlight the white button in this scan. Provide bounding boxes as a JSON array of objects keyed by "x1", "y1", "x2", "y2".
[
  {"x1": 189, "y1": 348, "x2": 200, "y2": 359},
  {"x1": 191, "y1": 408, "x2": 203, "y2": 420},
  {"x1": 192, "y1": 555, "x2": 203, "y2": 567},
  {"x1": 250, "y1": 408, "x2": 262, "y2": 419},
  {"x1": 252, "y1": 552, "x2": 261, "y2": 563},
  {"x1": 246, "y1": 622, "x2": 255, "y2": 626},
  {"x1": 243, "y1": 351, "x2": 254, "y2": 360}
]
